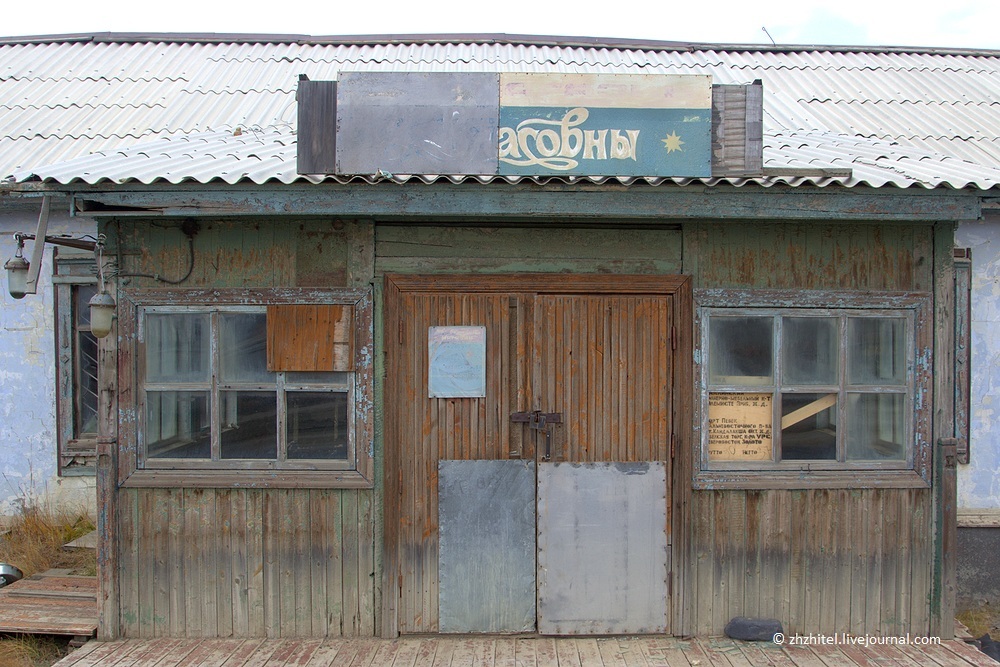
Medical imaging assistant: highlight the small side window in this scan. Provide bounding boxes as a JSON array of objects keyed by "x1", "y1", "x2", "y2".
[{"x1": 54, "y1": 250, "x2": 99, "y2": 475}]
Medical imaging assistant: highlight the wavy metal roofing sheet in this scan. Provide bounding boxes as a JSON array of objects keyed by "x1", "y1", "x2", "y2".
[
  {"x1": 9, "y1": 126, "x2": 999, "y2": 191},
  {"x1": 0, "y1": 36, "x2": 998, "y2": 189}
]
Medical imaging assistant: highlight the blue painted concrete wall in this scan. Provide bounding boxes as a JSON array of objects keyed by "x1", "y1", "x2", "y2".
[
  {"x1": 0, "y1": 209, "x2": 95, "y2": 520},
  {"x1": 957, "y1": 216, "x2": 1000, "y2": 513}
]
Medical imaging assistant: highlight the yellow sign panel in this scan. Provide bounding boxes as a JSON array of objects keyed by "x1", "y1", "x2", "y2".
[{"x1": 708, "y1": 392, "x2": 773, "y2": 461}]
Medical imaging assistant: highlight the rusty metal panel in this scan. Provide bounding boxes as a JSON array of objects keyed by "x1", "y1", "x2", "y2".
[
  {"x1": 336, "y1": 72, "x2": 499, "y2": 176},
  {"x1": 438, "y1": 459, "x2": 536, "y2": 633},
  {"x1": 537, "y1": 461, "x2": 668, "y2": 635}
]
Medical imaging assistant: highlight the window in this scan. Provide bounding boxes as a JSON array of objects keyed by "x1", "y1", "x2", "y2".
[
  {"x1": 695, "y1": 291, "x2": 931, "y2": 489},
  {"x1": 54, "y1": 250, "x2": 99, "y2": 475},
  {"x1": 123, "y1": 289, "x2": 373, "y2": 488}
]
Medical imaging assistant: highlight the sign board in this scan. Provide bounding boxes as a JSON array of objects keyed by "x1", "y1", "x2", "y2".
[
  {"x1": 336, "y1": 72, "x2": 499, "y2": 176},
  {"x1": 499, "y1": 73, "x2": 712, "y2": 177},
  {"x1": 331, "y1": 72, "x2": 712, "y2": 178},
  {"x1": 708, "y1": 392, "x2": 773, "y2": 461}
]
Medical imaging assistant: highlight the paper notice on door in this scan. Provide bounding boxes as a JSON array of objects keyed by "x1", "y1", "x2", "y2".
[
  {"x1": 428, "y1": 326, "x2": 487, "y2": 398},
  {"x1": 708, "y1": 392, "x2": 773, "y2": 461}
]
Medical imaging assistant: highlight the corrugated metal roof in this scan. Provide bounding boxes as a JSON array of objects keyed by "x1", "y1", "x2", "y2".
[
  {"x1": 12, "y1": 125, "x2": 1000, "y2": 191},
  {"x1": 1, "y1": 34, "x2": 999, "y2": 189}
]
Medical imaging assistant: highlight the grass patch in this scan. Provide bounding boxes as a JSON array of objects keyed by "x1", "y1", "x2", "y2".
[
  {"x1": 0, "y1": 509, "x2": 95, "y2": 667},
  {"x1": 0, "y1": 634, "x2": 70, "y2": 667},
  {"x1": 0, "y1": 507, "x2": 95, "y2": 578},
  {"x1": 957, "y1": 603, "x2": 1000, "y2": 639}
]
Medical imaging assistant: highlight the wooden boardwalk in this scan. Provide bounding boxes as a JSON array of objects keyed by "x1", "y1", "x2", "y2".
[
  {"x1": 0, "y1": 570, "x2": 97, "y2": 639},
  {"x1": 54, "y1": 635, "x2": 1000, "y2": 667}
]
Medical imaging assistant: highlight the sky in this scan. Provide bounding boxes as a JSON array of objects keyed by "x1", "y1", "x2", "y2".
[{"x1": 3, "y1": 0, "x2": 999, "y2": 50}]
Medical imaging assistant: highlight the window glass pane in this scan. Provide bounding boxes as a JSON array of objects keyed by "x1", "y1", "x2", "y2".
[
  {"x1": 848, "y1": 318, "x2": 906, "y2": 386},
  {"x1": 220, "y1": 391, "x2": 278, "y2": 459},
  {"x1": 780, "y1": 393, "x2": 837, "y2": 460},
  {"x1": 146, "y1": 313, "x2": 210, "y2": 383},
  {"x1": 708, "y1": 316, "x2": 773, "y2": 385},
  {"x1": 78, "y1": 330, "x2": 99, "y2": 436},
  {"x1": 147, "y1": 390, "x2": 211, "y2": 458},
  {"x1": 847, "y1": 393, "x2": 906, "y2": 460},
  {"x1": 75, "y1": 284, "x2": 97, "y2": 327},
  {"x1": 782, "y1": 317, "x2": 838, "y2": 385},
  {"x1": 220, "y1": 313, "x2": 274, "y2": 384},
  {"x1": 287, "y1": 392, "x2": 349, "y2": 460}
]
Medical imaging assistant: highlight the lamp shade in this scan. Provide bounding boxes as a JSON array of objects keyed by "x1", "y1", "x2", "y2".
[
  {"x1": 89, "y1": 290, "x2": 116, "y2": 338},
  {"x1": 4, "y1": 255, "x2": 29, "y2": 299}
]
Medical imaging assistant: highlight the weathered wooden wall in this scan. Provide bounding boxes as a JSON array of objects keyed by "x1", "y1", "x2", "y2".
[
  {"x1": 375, "y1": 224, "x2": 683, "y2": 275},
  {"x1": 683, "y1": 222, "x2": 930, "y2": 290},
  {"x1": 117, "y1": 487, "x2": 375, "y2": 637},
  {"x1": 686, "y1": 488, "x2": 931, "y2": 636},
  {"x1": 107, "y1": 218, "x2": 377, "y2": 638},
  {"x1": 104, "y1": 214, "x2": 943, "y2": 639},
  {"x1": 679, "y1": 221, "x2": 936, "y2": 637}
]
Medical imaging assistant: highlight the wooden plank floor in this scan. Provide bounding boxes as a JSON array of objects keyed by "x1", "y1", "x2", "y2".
[
  {"x1": 53, "y1": 636, "x2": 1000, "y2": 667},
  {"x1": 0, "y1": 570, "x2": 97, "y2": 637}
]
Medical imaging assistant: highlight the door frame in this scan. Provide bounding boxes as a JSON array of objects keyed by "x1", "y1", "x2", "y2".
[{"x1": 382, "y1": 273, "x2": 694, "y2": 637}]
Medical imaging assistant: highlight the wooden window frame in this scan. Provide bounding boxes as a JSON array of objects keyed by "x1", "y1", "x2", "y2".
[
  {"x1": 54, "y1": 251, "x2": 99, "y2": 475},
  {"x1": 118, "y1": 288, "x2": 374, "y2": 489},
  {"x1": 693, "y1": 289, "x2": 932, "y2": 490}
]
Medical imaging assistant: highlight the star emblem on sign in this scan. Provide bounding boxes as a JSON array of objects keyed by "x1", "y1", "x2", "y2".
[{"x1": 661, "y1": 131, "x2": 684, "y2": 153}]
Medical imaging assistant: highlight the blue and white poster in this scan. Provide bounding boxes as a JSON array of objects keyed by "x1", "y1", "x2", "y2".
[{"x1": 428, "y1": 326, "x2": 487, "y2": 398}]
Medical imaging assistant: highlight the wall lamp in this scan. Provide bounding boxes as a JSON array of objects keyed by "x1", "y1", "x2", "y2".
[{"x1": 4, "y1": 196, "x2": 116, "y2": 338}]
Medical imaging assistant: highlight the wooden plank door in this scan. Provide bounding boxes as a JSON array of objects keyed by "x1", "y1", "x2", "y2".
[
  {"x1": 386, "y1": 286, "x2": 524, "y2": 634},
  {"x1": 385, "y1": 275, "x2": 682, "y2": 636},
  {"x1": 532, "y1": 294, "x2": 672, "y2": 634}
]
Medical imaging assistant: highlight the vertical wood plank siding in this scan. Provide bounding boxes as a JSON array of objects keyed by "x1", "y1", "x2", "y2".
[
  {"x1": 109, "y1": 219, "x2": 376, "y2": 638},
  {"x1": 116, "y1": 487, "x2": 376, "y2": 637},
  {"x1": 686, "y1": 488, "x2": 931, "y2": 636},
  {"x1": 106, "y1": 216, "x2": 939, "y2": 639},
  {"x1": 682, "y1": 221, "x2": 935, "y2": 637}
]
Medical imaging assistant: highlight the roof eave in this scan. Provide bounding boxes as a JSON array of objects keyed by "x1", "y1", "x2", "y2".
[{"x1": 1, "y1": 32, "x2": 998, "y2": 57}]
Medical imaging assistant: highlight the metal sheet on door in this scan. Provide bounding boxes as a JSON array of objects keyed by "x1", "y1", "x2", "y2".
[
  {"x1": 438, "y1": 459, "x2": 536, "y2": 633},
  {"x1": 537, "y1": 461, "x2": 668, "y2": 635}
]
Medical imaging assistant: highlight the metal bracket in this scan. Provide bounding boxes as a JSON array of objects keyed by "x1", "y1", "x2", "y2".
[
  {"x1": 938, "y1": 437, "x2": 959, "y2": 469},
  {"x1": 511, "y1": 411, "x2": 563, "y2": 461}
]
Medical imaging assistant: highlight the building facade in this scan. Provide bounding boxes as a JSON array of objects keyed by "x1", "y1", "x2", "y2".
[{"x1": 1, "y1": 34, "x2": 998, "y2": 639}]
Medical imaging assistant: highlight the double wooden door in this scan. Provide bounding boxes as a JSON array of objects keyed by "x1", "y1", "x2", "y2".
[{"x1": 385, "y1": 275, "x2": 684, "y2": 635}]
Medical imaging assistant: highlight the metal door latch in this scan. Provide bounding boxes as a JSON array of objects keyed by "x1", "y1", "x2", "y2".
[{"x1": 511, "y1": 411, "x2": 562, "y2": 460}]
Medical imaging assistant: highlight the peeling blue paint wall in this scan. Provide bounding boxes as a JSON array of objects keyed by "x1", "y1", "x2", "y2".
[
  {"x1": 957, "y1": 217, "x2": 1000, "y2": 512},
  {"x1": 0, "y1": 210, "x2": 96, "y2": 519}
]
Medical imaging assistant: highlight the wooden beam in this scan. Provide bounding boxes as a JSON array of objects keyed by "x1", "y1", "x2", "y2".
[
  {"x1": 779, "y1": 393, "x2": 837, "y2": 430},
  {"x1": 930, "y1": 221, "x2": 958, "y2": 640},
  {"x1": 71, "y1": 184, "x2": 981, "y2": 223}
]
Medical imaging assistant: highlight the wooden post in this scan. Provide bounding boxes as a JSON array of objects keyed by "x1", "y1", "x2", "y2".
[
  {"x1": 96, "y1": 227, "x2": 119, "y2": 640},
  {"x1": 930, "y1": 221, "x2": 957, "y2": 639}
]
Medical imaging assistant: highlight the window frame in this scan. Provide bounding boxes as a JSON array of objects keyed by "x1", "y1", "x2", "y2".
[
  {"x1": 693, "y1": 289, "x2": 932, "y2": 490},
  {"x1": 119, "y1": 288, "x2": 374, "y2": 489},
  {"x1": 54, "y1": 250, "x2": 99, "y2": 476}
]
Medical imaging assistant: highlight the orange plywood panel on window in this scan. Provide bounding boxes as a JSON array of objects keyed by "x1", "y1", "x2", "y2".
[{"x1": 267, "y1": 304, "x2": 353, "y2": 371}]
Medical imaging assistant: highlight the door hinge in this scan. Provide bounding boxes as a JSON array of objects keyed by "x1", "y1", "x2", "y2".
[
  {"x1": 670, "y1": 433, "x2": 676, "y2": 459},
  {"x1": 670, "y1": 325, "x2": 677, "y2": 350},
  {"x1": 398, "y1": 320, "x2": 404, "y2": 345},
  {"x1": 667, "y1": 572, "x2": 673, "y2": 598}
]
